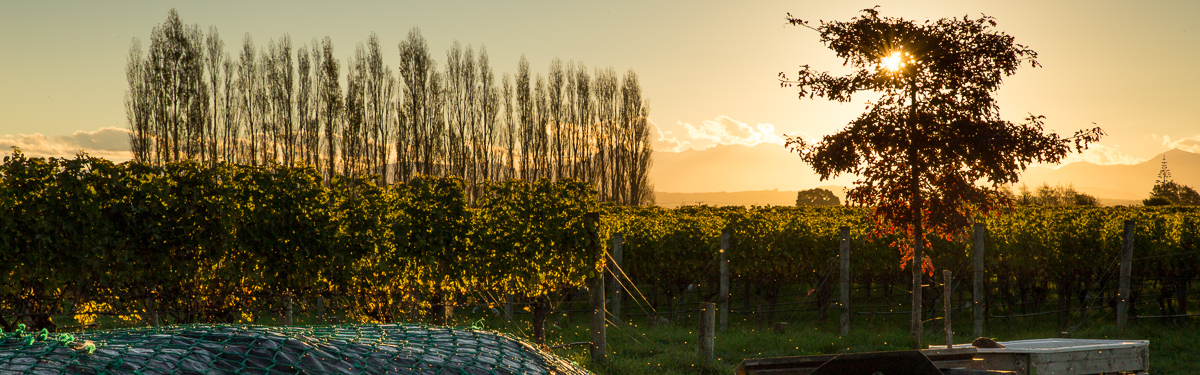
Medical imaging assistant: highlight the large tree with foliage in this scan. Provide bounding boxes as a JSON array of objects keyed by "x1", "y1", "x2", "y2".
[
  {"x1": 781, "y1": 8, "x2": 1103, "y2": 344},
  {"x1": 796, "y1": 187, "x2": 840, "y2": 206}
]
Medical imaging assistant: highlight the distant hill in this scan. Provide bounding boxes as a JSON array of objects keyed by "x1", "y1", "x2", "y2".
[
  {"x1": 650, "y1": 147, "x2": 1200, "y2": 207},
  {"x1": 655, "y1": 186, "x2": 847, "y2": 208},
  {"x1": 1018, "y1": 148, "x2": 1200, "y2": 201},
  {"x1": 650, "y1": 143, "x2": 856, "y2": 193}
]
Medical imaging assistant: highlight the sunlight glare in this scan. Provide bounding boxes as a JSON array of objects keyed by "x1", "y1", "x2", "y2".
[{"x1": 882, "y1": 51, "x2": 903, "y2": 72}]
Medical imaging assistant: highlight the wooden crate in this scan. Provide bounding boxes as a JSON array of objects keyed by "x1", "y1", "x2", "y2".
[{"x1": 933, "y1": 338, "x2": 1149, "y2": 375}]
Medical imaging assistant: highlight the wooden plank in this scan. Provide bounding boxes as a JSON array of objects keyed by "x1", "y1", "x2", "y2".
[
  {"x1": 736, "y1": 348, "x2": 978, "y2": 375},
  {"x1": 1030, "y1": 346, "x2": 1149, "y2": 374},
  {"x1": 975, "y1": 353, "x2": 1029, "y2": 374},
  {"x1": 975, "y1": 345, "x2": 1149, "y2": 375},
  {"x1": 736, "y1": 354, "x2": 839, "y2": 375},
  {"x1": 944, "y1": 370, "x2": 1018, "y2": 375}
]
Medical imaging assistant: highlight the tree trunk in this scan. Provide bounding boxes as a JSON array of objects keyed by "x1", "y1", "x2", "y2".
[
  {"x1": 908, "y1": 75, "x2": 924, "y2": 348},
  {"x1": 1058, "y1": 278, "x2": 1072, "y2": 329},
  {"x1": 429, "y1": 292, "x2": 453, "y2": 326},
  {"x1": 532, "y1": 296, "x2": 550, "y2": 345},
  {"x1": 1179, "y1": 277, "x2": 1189, "y2": 315}
]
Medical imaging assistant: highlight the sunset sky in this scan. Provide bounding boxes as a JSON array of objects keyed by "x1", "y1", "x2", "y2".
[{"x1": 2, "y1": 1, "x2": 1198, "y2": 192}]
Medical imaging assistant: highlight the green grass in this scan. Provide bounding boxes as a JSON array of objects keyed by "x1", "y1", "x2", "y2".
[
  {"x1": 53, "y1": 302, "x2": 1195, "y2": 374},
  {"x1": 469, "y1": 310, "x2": 1196, "y2": 375}
]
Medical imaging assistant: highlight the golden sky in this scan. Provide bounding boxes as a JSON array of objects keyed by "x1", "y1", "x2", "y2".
[{"x1": 1, "y1": 1, "x2": 1198, "y2": 191}]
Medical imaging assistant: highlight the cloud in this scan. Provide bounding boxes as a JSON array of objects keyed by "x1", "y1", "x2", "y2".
[
  {"x1": 1058, "y1": 144, "x2": 1143, "y2": 166},
  {"x1": 681, "y1": 116, "x2": 784, "y2": 148},
  {"x1": 1161, "y1": 134, "x2": 1200, "y2": 154},
  {"x1": 650, "y1": 118, "x2": 689, "y2": 153},
  {"x1": 654, "y1": 115, "x2": 788, "y2": 152},
  {"x1": 0, "y1": 127, "x2": 133, "y2": 161}
]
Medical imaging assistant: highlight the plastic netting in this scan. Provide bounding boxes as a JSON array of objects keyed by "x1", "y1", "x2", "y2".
[{"x1": 0, "y1": 323, "x2": 591, "y2": 375}]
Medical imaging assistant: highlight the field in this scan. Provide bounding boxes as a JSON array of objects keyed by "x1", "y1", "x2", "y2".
[
  {"x1": 4, "y1": 158, "x2": 1198, "y2": 373},
  {"x1": 476, "y1": 295, "x2": 1195, "y2": 374},
  {"x1": 31, "y1": 266, "x2": 1197, "y2": 374}
]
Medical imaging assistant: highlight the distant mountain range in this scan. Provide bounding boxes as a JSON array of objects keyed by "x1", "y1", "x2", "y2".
[
  {"x1": 656, "y1": 186, "x2": 847, "y2": 208},
  {"x1": 651, "y1": 144, "x2": 1199, "y2": 207},
  {"x1": 650, "y1": 143, "x2": 851, "y2": 194},
  {"x1": 1018, "y1": 148, "x2": 1200, "y2": 203}
]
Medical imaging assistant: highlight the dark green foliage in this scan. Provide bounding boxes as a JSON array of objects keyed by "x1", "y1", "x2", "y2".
[
  {"x1": 1144, "y1": 155, "x2": 1200, "y2": 206},
  {"x1": 3, "y1": 151, "x2": 1198, "y2": 347},
  {"x1": 0, "y1": 152, "x2": 596, "y2": 328},
  {"x1": 795, "y1": 188, "x2": 840, "y2": 206},
  {"x1": 782, "y1": 7, "x2": 1104, "y2": 249},
  {"x1": 1146, "y1": 181, "x2": 1200, "y2": 206},
  {"x1": 474, "y1": 178, "x2": 597, "y2": 343},
  {"x1": 1012, "y1": 183, "x2": 1100, "y2": 206}
]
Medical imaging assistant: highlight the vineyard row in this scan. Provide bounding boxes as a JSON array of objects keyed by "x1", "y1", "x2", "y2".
[{"x1": 2, "y1": 155, "x2": 1197, "y2": 332}]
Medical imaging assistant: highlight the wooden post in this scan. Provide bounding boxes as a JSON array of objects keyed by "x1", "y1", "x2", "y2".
[
  {"x1": 316, "y1": 295, "x2": 326, "y2": 323},
  {"x1": 611, "y1": 232, "x2": 624, "y2": 323},
  {"x1": 719, "y1": 228, "x2": 731, "y2": 332},
  {"x1": 151, "y1": 299, "x2": 160, "y2": 327},
  {"x1": 587, "y1": 212, "x2": 606, "y2": 364},
  {"x1": 285, "y1": 294, "x2": 294, "y2": 326},
  {"x1": 839, "y1": 226, "x2": 850, "y2": 337},
  {"x1": 973, "y1": 223, "x2": 985, "y2": 338},
  {"x1": 1117, "y1": 220, "x2": 1134, "y2": 330},
  {"x1": 151, "y1": 288, "x2": 161, "y2": 327},
  {"x1": 699, "y1": 302, "x2": 716, "y2": 360},
  {"x1": 504, "y1": 281, "x2": 513, "y2": 322},
  {"x1": 944, "y1": 270, "x2": 953, "y2": 348}
]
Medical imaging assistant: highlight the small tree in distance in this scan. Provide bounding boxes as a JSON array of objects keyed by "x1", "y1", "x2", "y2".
[
  {"x1": 780, "y1": 7, "x2": 1103, "y2": 345},
  {"x1": 796, "y1": 187, "x2": 840, "y2": 206},
  {"x1": 1012, "y1": 183, "x2": 1100, "y2": 206},
  {"x1": 1144, "y1": 155, "x2": 1200, "y2": 206}
]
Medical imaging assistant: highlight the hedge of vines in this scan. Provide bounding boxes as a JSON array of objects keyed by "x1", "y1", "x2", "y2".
[
  {"x1": 0, "y1": 152, "x2": 598, "y2": 331},
  {"x1": 600, "y1": 204, "x2": 1200, "y2": 325},
  {"x1": 3, "y1": 152, "x2": 1197, "y2": 332}
]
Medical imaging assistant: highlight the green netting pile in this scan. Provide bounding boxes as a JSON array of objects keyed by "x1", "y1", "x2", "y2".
[{"x1": 0, "y1": 323, "x2": 591, "y2": 374}]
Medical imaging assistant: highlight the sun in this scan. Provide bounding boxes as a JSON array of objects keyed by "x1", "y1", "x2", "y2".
[{"x1": 882, "y1": 51, "x2": 903, "y2": 72}]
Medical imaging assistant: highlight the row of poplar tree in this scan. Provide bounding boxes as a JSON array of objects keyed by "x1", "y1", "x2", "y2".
[{"x1": 124, "y1": 10, "x2": 654, "y2": 205}]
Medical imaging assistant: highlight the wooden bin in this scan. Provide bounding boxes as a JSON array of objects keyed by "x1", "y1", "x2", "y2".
[{"x1": 932, "y1": 338, "x2": 1149, "y2": 375}]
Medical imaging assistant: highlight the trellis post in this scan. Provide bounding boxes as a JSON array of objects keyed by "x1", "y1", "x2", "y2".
[
  {"x1": 839, "y1": 226, "x2": 851, "y2": 336},
  {"x1": 719, "y1": 228, "x2": 731, "y2": 332},
  {"x1": 973, "y1": 223, "x2": 986, "y2": 338},
  {"x1": 1117, "y1": 220, "x2": 1135, "y2": 330}
]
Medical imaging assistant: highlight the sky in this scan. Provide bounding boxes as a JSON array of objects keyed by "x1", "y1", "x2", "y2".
[{"x1": 2, "y1": 1, "x2": 1198, "y2": 191}]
